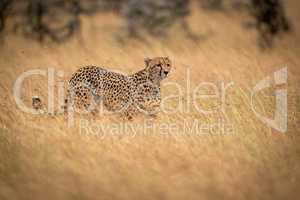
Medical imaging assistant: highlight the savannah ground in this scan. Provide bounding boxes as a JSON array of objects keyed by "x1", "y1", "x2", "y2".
[{"x1": 0, "y1": 1, "x2": 300, "y2": 200}]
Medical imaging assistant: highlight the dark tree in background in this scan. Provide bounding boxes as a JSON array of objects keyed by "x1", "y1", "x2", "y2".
[
  {"x1": 0, "y1": 0, "x2": 121, "y2": 42},
  {"x1": 250, "y1": 0, "x2": 290, "y2": 47},
  {"x1": 0, "y1": 0, "x2": 292, "y2": 48},
  {"x1": 20, "y1": 0, "x2": 81, "y2": 41},
  {"x1": 199, "y1": 0, "x2": 291, "y2": 47},
  {"x1": 120, "y1": 0, "x2": 196, "y2": 39},
  {"x1": 199, "y1": 0, "x2": 223, "y2": 10},
  {"x1": 0, "y1": 0, "x2": 12, "y2": 31}
]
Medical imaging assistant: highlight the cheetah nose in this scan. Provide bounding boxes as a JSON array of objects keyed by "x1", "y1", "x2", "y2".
[{"x1": 164, "y1": 71, "x2": 169, "y2": 75}]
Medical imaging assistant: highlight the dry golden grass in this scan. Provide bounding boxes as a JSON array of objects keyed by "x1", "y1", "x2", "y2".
[{"x1": 0, "y1": 1, "x2": 300, "y2": 200}]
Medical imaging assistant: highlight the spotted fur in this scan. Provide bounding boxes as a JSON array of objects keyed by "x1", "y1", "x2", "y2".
[{"x1": 66, "y1": 57, "x2": 172, "y2": 119}]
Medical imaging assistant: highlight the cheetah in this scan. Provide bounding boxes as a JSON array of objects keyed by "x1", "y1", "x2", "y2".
[{"x1": 65, "y1": 57, "x2": 172, "y2": 119}]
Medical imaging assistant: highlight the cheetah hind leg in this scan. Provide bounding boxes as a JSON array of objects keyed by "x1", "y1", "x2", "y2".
[
  {"x1": 66, "y1": 86, "x2": 99, "y2": 115},
  {"x1": 121, "y1": 105, "x2": 138, "y2": 121}
]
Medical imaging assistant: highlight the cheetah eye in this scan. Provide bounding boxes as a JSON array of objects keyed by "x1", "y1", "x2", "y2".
[
  {"x1": 167, "y1": 64, "x2": 170, "y2": 67},
  {"x1": 157, "y1": 64, "x2": 161, "y2": 67}
]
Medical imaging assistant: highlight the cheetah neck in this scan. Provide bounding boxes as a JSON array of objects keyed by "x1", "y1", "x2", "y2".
[{"x1": 129, "y1": 68, "x2": 158, "y2": 85}]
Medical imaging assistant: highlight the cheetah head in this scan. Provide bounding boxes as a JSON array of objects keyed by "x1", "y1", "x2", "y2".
[{"x1": 144, "y1": 57, "x2": 172, "y2": 83}]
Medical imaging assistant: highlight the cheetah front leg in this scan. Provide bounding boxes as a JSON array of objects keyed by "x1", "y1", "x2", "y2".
[
  {"x1": 134, "y1": 97, "x2": 161, "y2": 119},
  {"x1": 146, "y1": 99, "x2": 161, "y2": 119},
  {"x1": 134, "y1": 83, "x2": 161, "y2": 118}
]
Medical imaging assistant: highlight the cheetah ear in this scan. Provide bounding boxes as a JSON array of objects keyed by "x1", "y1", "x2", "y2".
[{"x1": 144, "y1": 58, "x2": 151, "y2": 67}]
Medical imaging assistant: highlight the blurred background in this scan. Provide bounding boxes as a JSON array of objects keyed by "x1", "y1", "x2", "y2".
[{"x1": 0, "y1": 0, "x2": 294, "y2": 47}]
